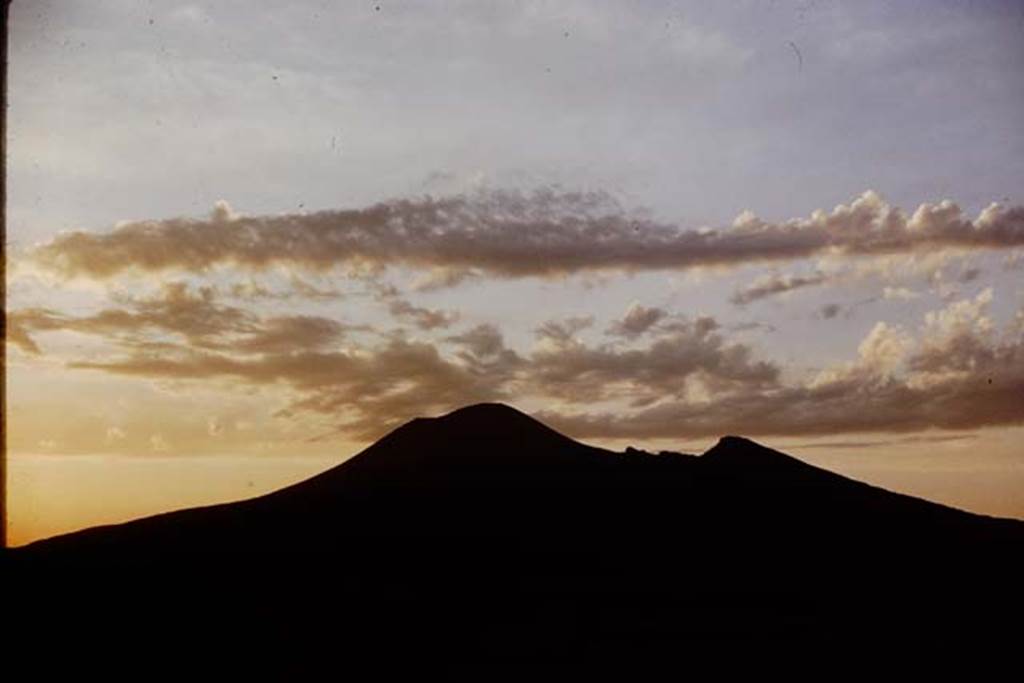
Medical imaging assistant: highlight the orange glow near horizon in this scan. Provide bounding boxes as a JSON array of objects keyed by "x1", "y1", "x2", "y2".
[{"x1": 7, "y1": 425, "x2": 1024, "y2": 547}]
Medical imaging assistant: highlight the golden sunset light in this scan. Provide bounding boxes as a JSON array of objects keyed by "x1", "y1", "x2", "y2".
[{"x1": 4, "y1": 1, "x2": 1024, "y2": 671}]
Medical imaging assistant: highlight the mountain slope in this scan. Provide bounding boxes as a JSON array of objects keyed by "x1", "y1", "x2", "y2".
[{"x1": 7, "y1": 403, "x2": 1023, "y2": 670}]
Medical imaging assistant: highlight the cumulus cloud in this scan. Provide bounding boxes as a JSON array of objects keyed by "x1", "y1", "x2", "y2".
[
  {"x1": 446, "y1": 324, "x2": 508, "y2": 359},
  {"x1": 909, "y1": 288, "x2": 996, "y2": 378},
  {"x1": 528, "y1": 315, "x2": 778, "y2": 405},
  {"x1": 606, "y1": 303, "x2": 667, "y2": 337},
  {"x1": 446, "y1": 324, "x2": 525, "y2": 378},
  {"x1": 25, "y1": 189, "x2": 1024, "y2": 284},
  {"x1": 539, "y1": 293, "x2": 1024, "y2": 440},
  {"x1": 730, "y1": 270, "x2": 829, "y2": 305}
]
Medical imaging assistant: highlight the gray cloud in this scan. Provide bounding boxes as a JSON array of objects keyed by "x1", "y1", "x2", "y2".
[
  {"x1": 529, "y1": 315, "x2": 778, "y2": 405},
  {"x1": 446, "y1": 324, "x2": 507, "y2": 359},
  {"x1": 228, "y1": 276, "x2": 342, "y2": 301},
  {"x1": 819, "y1": 303, "x2": 843, "y2": 320},
  {"x1": 6, "y1": 282, "x2": 350, "y2": 355},
  {"x1": 785, "y1": 434, "x2": 977, "y2": 450},
  {"x1": 70, "y1": 337, "x2": 517, "y2": 442},
  {"x1": 730, "y1": 270, "x2": 829, "y2": 305},
  {"x1": 446, "y1": 324, "x2": 525, "y2": 378},
  {"x1": 13, "y1": 283, "x2": 1023, "y2": 445},
  {"x1": 535, "y1": 316, "x2": 595, "y2": 344},
  {"x1": 606, "y1": 303, "x2": 667, "y2": 337},
  {"x1": 368, "y1": 279, "x2": 460, "y2": 330},
  {"x1": 958, "y1": 267, "x2": 983, "y2": 284},
  {"x1": 387, "y1": 299, "x2": 460, "y2": 330},
  {"x1": 26, "y1": 190, "x2": 1024, "y2": 284},
  {"x1": 730, "y1": 321, "x2": 777, "y2": 334},
  {"x1": 38, "y1": 303, "x2": 774, "y2": 440},
  {"x1": 539, "y1": 293, "x2": 1024, "y2": 440}
]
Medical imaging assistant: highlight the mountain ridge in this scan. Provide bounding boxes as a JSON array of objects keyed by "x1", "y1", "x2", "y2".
[
  {"x1": 7, "y1": 402, "x2": 1023, "y2": 670},
  {"x1": 16, "y1": 401, "x2": 1024, "y2": 552}
]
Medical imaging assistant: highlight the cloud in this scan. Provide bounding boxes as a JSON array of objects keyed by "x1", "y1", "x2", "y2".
[
  {"x1": 149, "y1": 434, "x2": 171, "y2": 453},
  {"x1": 908, "y1": 288, "x2": 996, "y2": 378},
  {"x1": 25, "y1": 189, "x2": 1024, "y2": 284},
  {"x1": 410, "y1": 267, "x2": 479, "y2": 291},
  {"x1": 234, "y1": 315, "x2": 349, "y2": 354},
  {"x1": 445, "y1": 324, "x2": 525, "y2": 378},
  {"x1": 819, "y1": 303, "x2": 842, "y2": 320},
  {"x1": 6, "y1": 310, "x2": 44, "y2": 354},
  {"x1": 446, "y1": 324, "x2": 508, "y2": 359},
  {"x1": 816, "y1": 295, "x2": 881, "y2": 321},
  {"x1": 538, "y1": 293, "x2": 1024, "y2": 440},
  {"x1": 15, "y1": 280, "x2": 1023, "y2": 445},
  {"x1": 958, "y1": 267, "x2": 983, "y2": 284},
  {"x1": 782, "y1": 434, "x2": 977, "y2": 449},
  {"x1": 882, "y1": 287, "x2": 919, "y2": 301},
  {"x1": 730, "y1": 270, "x2": 829, "y2": 305},
  {"x1": 730, "y1": 321, "x2": 776, "y2": 334},
  {"x1": 69, "y1": 336, "x2": 517, "y2": 442},
  {"x1": 207, "y1": 418, "x2": 224, "y2": 437},
  {"x1": 528, "y1": 315, "x2": 778, "y2": 405},
  {"x1": 606, "y1": 303, "x2": 667, "y2": 337},
  {"x1": 535, "y1": 316, "x2": 595, "y2": 345},
  {"x1": 228, "y1": 275, "x2": 342, "y2": 301},
  {"x1": 387, "y1": 299, "x2": 460, "y2": 330},
  {"x1": 105, "y1": 426, "x2": 127, "y2": 443},
  {"x1": 6, "y1": 282, "x2": 350, "y2": 355},
  {"x1": 368, "y1": 279, "x2": 460, "y2": 330},
  {"x1": 53, "y1": 306, "x2": 773, "y2": 440}
]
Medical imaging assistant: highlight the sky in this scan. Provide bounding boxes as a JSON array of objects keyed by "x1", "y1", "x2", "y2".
[{"x1": 6, "y1": 0, "x2": 1024, "y2": 545}]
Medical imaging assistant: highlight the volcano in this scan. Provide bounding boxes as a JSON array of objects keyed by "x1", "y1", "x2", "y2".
[{"x1": 7, "y1": 403, "x2": 1023, "y2": 671}]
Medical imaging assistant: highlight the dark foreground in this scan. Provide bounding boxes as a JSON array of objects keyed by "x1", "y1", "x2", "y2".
[{"x1": 6, "y1": 404, "x2": 1023, "y2": 674}]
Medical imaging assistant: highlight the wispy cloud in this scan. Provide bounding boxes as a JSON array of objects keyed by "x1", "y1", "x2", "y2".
[
  {"x1": 7, "y1": 282, "x2": 351, "y2": 355},
  {"x1": 606, "y1": 303, "x2": 668, "y2": 337},
  {"x1": 730, "y1": 270, "x2": 829, "y2": 305}
]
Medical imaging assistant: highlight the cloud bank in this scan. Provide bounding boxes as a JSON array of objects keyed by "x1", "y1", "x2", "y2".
[
  {"x1": 11, "y1": 282, "x2": 1022, "y2": 442},
  {"x1": 25, "y1": 189, "x2": 1024, "y2": 284},
  {"x1": 541, "y1": 290, "x2": 1024, "y2": 440}
]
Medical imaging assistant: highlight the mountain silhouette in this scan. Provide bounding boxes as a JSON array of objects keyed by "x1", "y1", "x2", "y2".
[{"x1": 6, "y1": 403, "x2": 1023, "y2": 672}]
